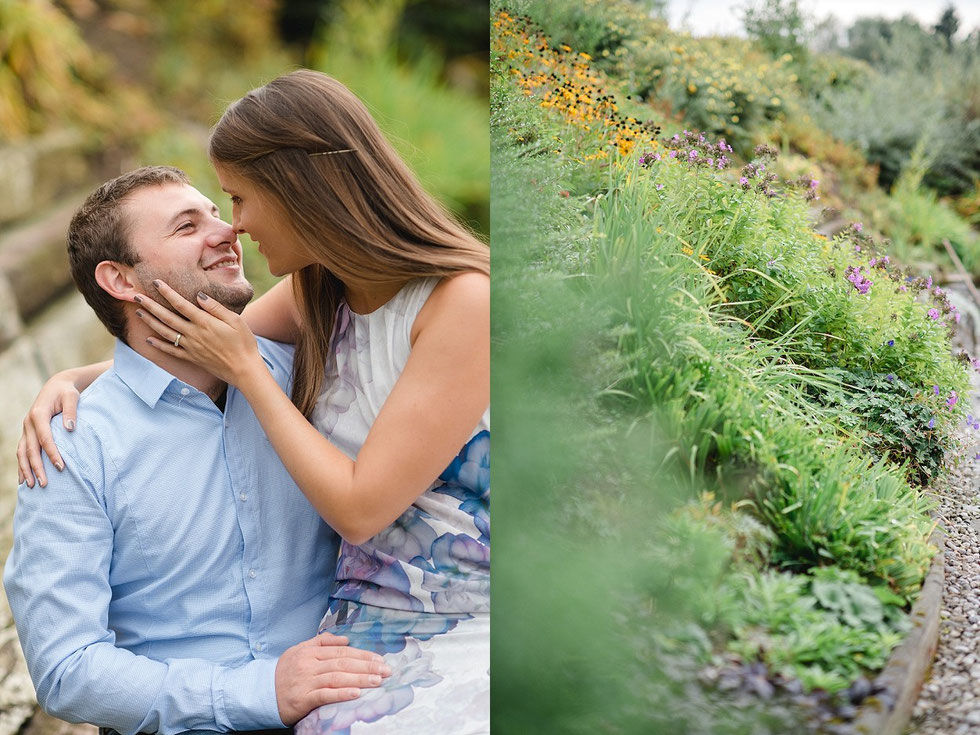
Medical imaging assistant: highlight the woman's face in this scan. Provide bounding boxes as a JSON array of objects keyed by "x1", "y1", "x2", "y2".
[{"x1": 213, "y1": 163, "x2": 316, "y2": 277}]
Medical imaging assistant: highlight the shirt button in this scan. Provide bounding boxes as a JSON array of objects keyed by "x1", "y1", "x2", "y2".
[
  {"x1": 248, "y1": 569, "x2": 256, "y2": 578},
  {"x1": 255, "y1": 642, "x2": 264, "y2": 651},
  {"x1": 179, "y1": 388, "x2": 190, "y2": 396},
  {"x1": 239, "y1": 492, "x2": 248, "y2": 501}
]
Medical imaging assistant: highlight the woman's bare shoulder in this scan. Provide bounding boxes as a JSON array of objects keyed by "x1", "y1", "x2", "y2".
[{"x1": 412, "y1": 272, "x2": 489, "y2": 342}]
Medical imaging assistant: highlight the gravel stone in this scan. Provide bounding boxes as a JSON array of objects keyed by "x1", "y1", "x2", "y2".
[{"x1": 910, "y1": 366, "x2": 980, "y2": 735}]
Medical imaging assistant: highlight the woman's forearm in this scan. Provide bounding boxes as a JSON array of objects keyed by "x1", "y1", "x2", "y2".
[{"x1": 233, "y1": 364, "x2": 384, "y2": 543}]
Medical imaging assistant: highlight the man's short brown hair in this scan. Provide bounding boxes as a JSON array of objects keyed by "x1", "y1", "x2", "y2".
[{"x1": 67, "y1": 166, "x2": 189, "y2": 342}]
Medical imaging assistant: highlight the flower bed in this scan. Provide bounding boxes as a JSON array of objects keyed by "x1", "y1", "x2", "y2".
[{"x1": 492, "y1": 4, "x2": 978, "y2": 731}]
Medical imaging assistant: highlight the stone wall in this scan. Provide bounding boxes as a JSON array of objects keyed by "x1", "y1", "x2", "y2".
[{"x1": 0, "y1": 133, "x2": 117, "y2": 735}]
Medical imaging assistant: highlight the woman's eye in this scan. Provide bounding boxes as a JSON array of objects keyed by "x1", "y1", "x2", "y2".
[{"x1": 230, "y1": 196, "x2": 242, "y2": 205}]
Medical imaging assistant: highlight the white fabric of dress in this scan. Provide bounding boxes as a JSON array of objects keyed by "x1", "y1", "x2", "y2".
[{"x1": 295, "y1": 277, "x2": 490, "y2": 735}]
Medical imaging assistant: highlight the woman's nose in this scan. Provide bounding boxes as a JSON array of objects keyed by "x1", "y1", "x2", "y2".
[{"x1": 231, "y1": 209, "x2": 245, "y2": 234}]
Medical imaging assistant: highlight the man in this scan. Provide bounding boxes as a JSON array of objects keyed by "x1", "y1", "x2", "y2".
[{"x1": 3, "y1": 167, "x2": 388, "y2": 734}]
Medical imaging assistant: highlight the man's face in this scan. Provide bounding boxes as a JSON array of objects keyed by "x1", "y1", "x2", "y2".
[{"x1": 123, "y1": 183, "x2": 254, "y2": 313}]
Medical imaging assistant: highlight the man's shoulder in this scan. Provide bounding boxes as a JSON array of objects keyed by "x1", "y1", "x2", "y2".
[
  {"x1": 255, "y1": 337, "x2": 295, "y2": 383},
  {"x1": 49, "y1": 371, "x2": 136, "y2": 451}
]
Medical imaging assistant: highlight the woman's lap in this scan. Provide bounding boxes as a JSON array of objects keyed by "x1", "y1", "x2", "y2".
[{"x1": 296, "y1": 604, "x2": 489, "y2": 734}]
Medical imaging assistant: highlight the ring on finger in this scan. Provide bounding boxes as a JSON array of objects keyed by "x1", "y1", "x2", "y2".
[{"x1": 173, "y1": 333, "x2": 182, "y2": 348}]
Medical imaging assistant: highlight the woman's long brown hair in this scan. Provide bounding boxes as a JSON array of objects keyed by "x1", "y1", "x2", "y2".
[{"x1": 209, "y1": 69, "x2": 489, "y2": 417}]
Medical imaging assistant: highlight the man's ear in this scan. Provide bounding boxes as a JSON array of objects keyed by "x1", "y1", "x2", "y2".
[{"x1": 94, "y1": 261, "x2": 142, "y2": 302}]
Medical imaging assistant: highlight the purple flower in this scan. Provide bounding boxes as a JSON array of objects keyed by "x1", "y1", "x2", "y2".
[
  {"x1": 707, "y1": 157, "x2": 714, "y2": 166},
  {"x1": 767, "y1": 259, "x2": 776, "y2": 267},
  {"x1": 845, "y1": 265, "x2": 872, "y2": 295},
  {"x1": 899, "y1": 285, "x2": 908, "y2": 292},
  {"x1": 688, "y1": 150, "x2": 698, "y2": 160},
  {"x1": 886, "y1": 374, "x2": 895, "y2": 382},
  {"x1": 947, "y1": 391, "x2": 958, "y2": 408},
  {"x1": 928, "y1": 418, "x2": 935, "y2": 429},
  {"x1": 739, "y1": 176, "x2": 749, "y2": 187},
  {"x1": 669, "y1": 150, "x2": 678, "y2": 158},
  {"x1": 925, "y1": 276, "x2": 933, "y2": 290},
  {"x1": 656, "y1": 183, "x2": 664, "y2": 190},
  {"x1": 956, "y1": 312, "x2": 962, "y2": 324},
  {"x1": 809, "y1": 179, "x2": 819, "y2": 189},
  {"x1": 854, "y1": 222, "x2": 863, "y2": 233},
  {"x1": 928, "y1": 308, "x2": 940, "y2": 320},
  {"x1": 975, "y1": 452, "x2": 980, "y2": 461},
  {"x1": 887, "y1": 340, "x2": 894, "y2": 346},
  {"x1": 934, "y1": 385, "x2": 941, "y2": 395}
]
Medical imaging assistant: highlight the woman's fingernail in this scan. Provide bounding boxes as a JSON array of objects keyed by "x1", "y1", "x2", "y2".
[
  {"x1": 134, "y1": 295, "x2": 143, "y2": 303},
  {"x1": 146, "y1": 338, "x2": 153, "y2": 345},
  {"x1": 198, "y1": 291, "x2": 209, "y2": 301},
  {"x1": 152, "y1": 279, "x2": 161, "y2": 288},
  {"x1": 135, "y1": 310, "x2": 143, "y2": 318},
  {"x1": 54, "y1": 461, "x2": 64, "y2": 471},
  {"x1": 381, "y1": 665, "x2": 392, "y2": 676},
  {"x1": 66, "y1": 419, "x2": 75, "y2": 431}
]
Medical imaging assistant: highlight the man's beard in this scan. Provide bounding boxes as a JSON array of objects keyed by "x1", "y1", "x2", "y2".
[{"x1": 134, "y1": 264, "x2": 255, "y2": 315}]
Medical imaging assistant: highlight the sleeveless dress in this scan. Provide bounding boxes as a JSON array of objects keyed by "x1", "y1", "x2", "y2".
[{"x1": 295, "y1": 277, "x2": 490, "y2": 735}]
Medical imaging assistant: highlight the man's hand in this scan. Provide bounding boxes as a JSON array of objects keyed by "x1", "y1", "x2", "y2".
[{"x1": 275, "y1": 632, "x2": 391, "y2": 724}]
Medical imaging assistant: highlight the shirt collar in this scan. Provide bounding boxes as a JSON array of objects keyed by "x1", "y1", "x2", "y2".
[
  {"x1": 112, "y1": 340, "x2": 180, "y2": 409},
  {"x1": 111, "y1": 338, "x2": 278, "y2": 409}
]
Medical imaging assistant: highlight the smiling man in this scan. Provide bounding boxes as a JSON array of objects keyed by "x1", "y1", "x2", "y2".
[{"x1": 3, "y1": 167, "x2": 387, "y2": 735}]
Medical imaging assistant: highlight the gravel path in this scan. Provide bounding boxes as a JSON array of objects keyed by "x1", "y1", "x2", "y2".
[{"x1": 909, "y1": 369, "x2": 980, "y2": 734}]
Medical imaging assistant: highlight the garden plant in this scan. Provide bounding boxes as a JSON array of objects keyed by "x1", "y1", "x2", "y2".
[{"x1": 492, "y1": 2, "x2": 980, "y2": 731}]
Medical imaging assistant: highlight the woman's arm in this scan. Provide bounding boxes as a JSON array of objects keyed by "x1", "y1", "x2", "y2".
[
  {"x1": 242, "y1": 276, "x2": 302, "y2": 344},
  {"x1": 139, "y1": 274, "x2": 489, "y2": 544},
  {"x1": 17, "y1": 360, "x2": 111, "y2": 487}
]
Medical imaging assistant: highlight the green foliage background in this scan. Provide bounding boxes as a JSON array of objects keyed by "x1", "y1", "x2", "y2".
[{"x1": 2, "y1": 0, "x2": 488, "y2": 295}]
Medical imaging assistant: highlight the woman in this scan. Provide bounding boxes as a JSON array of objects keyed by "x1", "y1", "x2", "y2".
[{"x1": 18, "y1": 70, "x2": 489, "y2": 734}]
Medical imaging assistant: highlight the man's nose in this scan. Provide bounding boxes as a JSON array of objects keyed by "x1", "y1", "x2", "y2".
[{"x1": 206, "y1": 220, "x2": 237, "y2": 247}]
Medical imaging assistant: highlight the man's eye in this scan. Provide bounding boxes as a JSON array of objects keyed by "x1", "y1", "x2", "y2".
[{"x1": 177, "y1": 222, "x2": 194, "y2": 232}]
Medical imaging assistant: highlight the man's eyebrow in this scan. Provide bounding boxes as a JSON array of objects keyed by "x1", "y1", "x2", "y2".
[
  {"x1": 165, "y1": 205, "x2": 220, "y2": 230},
  {"x1": 165, "y1": 207, "x2": 204, "y2": 230}
]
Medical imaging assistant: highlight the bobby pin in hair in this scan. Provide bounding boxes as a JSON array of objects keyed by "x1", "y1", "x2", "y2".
[{"x1": 309, "y1": 149, "x2": 357, "y2": 157}]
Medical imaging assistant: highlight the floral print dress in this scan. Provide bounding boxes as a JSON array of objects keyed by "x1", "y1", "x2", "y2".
[{"x1": 296, "y1": 277, "x2": 490, "y2": 735}]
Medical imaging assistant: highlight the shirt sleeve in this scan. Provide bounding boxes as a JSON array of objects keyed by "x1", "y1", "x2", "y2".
[{"x1": 1, "y1": 428, "x2": 285, "y2": 735}]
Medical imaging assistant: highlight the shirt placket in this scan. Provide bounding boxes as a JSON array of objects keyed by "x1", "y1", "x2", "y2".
[{"x1": 221, "y1": 389, "x2": 268, "y2": 657}]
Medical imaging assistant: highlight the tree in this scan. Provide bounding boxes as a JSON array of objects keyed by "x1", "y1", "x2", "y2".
[
  {"x1": 740, "y1": 0, "x2": 811, "y2": 60},
  {"x1": 934, "y1": 5, "x2": 960, "y2": 51}
]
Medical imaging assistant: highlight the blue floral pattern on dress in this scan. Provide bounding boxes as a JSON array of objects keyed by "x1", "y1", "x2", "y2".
[{"x1": 435, "y1": 431, "x2": 490, "y2": 545}]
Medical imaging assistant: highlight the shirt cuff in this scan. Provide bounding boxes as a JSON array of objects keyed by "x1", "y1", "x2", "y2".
[{"x1": 212, "y1": 657, "x2": 284, "y2": 730}]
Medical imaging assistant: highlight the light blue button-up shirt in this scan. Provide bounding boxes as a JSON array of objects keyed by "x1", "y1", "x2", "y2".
[{"x1": 3, "y1": 338, "x2": 339, "y2": 734}]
